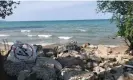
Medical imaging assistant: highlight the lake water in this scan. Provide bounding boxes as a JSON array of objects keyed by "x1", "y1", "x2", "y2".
[{"x1": 0, "y1": 19, "x2": 123, "y2": 45}]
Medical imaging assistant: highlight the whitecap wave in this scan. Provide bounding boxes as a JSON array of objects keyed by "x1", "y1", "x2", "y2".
[
  {"x1": 21, "y1": 30, "x2": 31, "y2": 33},
  {"x1": 78, "y1": 29, "x2": 86, "y2": 32},
  {"x1": 0, "y1": 34, "x2": 10, "y2": 37},
  {"x1": 38, "y1": 35, "x2": 52, "y2": 38},
  {"x1": 58, "y1": 36, "x2": 72, "y2": 40},
  {"x1": 27, "y1": 35, "x2": 36, "y2": 37}
]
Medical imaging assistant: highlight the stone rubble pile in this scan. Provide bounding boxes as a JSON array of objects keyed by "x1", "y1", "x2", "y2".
[{"x1": 3, "y1": 41, "x2": 133, "y2": 80}]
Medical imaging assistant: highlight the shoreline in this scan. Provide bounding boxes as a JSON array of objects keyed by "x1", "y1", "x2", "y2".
[
  {"x1": 0, "y1": 39, "x2": 127, "y2": 50},
  {"x1": 0, "y1": 40, "x2": 128, "y2": 57}
]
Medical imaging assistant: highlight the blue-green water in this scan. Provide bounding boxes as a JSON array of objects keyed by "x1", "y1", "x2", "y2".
[{"x1": 0, "y1": 19, "x2": 122, "y2": 45}]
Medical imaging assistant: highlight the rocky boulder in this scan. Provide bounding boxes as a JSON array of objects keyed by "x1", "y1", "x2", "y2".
[
  {"x1": 36, "y1": 57, "x2": 62, "y2": 71},
  {"x1": 56, "y1": 41, "x2": 80, "y2": 53},
  {"x1": 117, "y1": 72, "x2": 133, "y2": 80},
  {"x1": 98, "y1": 45, "x2": 110, "y2": 54},
  {"x1": 56, "y1": 57, "x2": 85, "y2": 71},
  {"x1": 81, "y1": 43, "x2": 90, "y2": 48},
  {"x1": 4, "y1": 60, "x2": 35, "y2": 76},
  {"x1": 17, "y1": 70, "x2": 37, "y2": 80},
  {"x1": 61, "y1": 68, "x2": 95, "y2": 80},
  {"x1": 32, "y1": 57, "x2": 63, "y2": 80}
]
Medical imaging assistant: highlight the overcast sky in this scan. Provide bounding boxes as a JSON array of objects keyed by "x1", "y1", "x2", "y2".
[{"x1": 4, "y1": 1, "x2": 112, "y2": 21}]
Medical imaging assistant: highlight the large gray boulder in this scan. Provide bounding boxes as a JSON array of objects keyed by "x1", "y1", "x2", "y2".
[
  {"x1": 4, "y1": 60, "x2": 35, "y2": 76},
  {"x1": 32, "y1": 57, "x2": 63, "y2": 80},
  {"x1": 36, "y1": 57, "x2": 62, "y2": 71},
  {"x1": 17, "y1": 70, "x2": 30, "y2": 80},
  {"x1": 32, "y1": 64, "x2": 56, "y2": 80},
  {"x1": 17, "y1": 70, "x2": 37, "y2": 80}
]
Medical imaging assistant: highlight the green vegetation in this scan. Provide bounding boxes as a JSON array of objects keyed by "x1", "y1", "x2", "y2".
[
  {"x1": 97, "y1": 1, "x2": 133, "y2": 50},
  {"x1": 0, "y1": 0, "x2": 20, "y2": 19}
]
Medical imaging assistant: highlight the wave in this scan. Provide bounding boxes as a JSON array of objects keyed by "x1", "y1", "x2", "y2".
[
  {"x1": 21, "y1": 30, "x2": 31, "y2": 33},
  {"x1": 58, "y1": 36, "x2": 72, "y2": 40},
  {"x1": 78, "y1": 29, "x2": 86, "y2": 32},
  {"x1": 27, "y1": 35, "x2": 36, "y2": 37},
  {"x1": 0, "y1": 34, "x2": 10, "y2": 37},
  {"x1": 0, "y1": 26, "x2": 45, "y2": 30},
  {"x1": 38, "y1": 35, "x2": 52, "y2": 38}
]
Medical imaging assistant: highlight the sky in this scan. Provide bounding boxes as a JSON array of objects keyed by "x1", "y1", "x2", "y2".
[{"x1": 4, "y1": 1, "x2": 112, "y2": 21}]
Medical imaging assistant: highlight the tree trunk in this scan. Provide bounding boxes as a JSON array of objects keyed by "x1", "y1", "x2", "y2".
[
  {"x1": 127, "y1": 37, "x2": 133, "y2": 50},
  {"x1": 124, "y1": 38, "x2": 130, "y2": 47},
  {"x1": 130, "y1": 42, "x2": 133, "y2": 50}
]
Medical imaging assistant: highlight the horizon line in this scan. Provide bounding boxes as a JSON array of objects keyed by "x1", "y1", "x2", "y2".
[{"x1": 4, "y1": 18, "x2": 111, "y2": 22}]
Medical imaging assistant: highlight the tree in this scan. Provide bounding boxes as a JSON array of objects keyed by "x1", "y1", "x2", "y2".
[
  {"x1": 97, "y1": 1, "x2": 133, "y2": 50},
  {"x1": 0, "y1": 0, "x2": 20, "y2": 19},
  {"x1": 0, "y1": 1, "x2": 20, "y2": 80}
]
